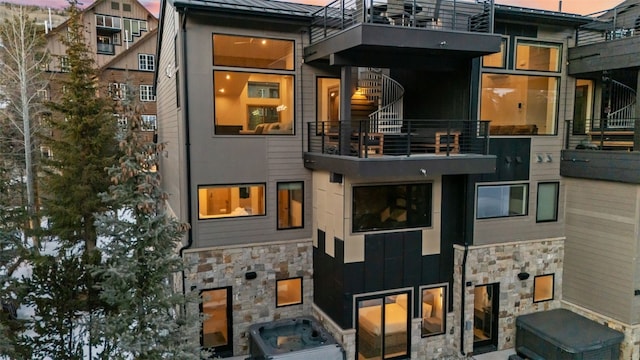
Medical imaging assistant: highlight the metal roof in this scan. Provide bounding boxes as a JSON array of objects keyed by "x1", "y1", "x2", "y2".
[
  {"x1": 494, "y1": 3, "x2": 594, "y2": 26},
  {"x1": 170, "y1": 0, "x2": 322, "y2": 18}
]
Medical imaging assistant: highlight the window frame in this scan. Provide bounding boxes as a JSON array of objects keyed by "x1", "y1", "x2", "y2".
[
  {"x1": 514, "y1": 38, "x2": 562, "y2": 73},
  {"x1": 277, "y1": 181, "x2": 304, "y2": 230},
  {"x1": 138, "y1": 53, "x2": 155, "y2": 71},
  {"x1": 420, "y1": 284, "x2": 448, "y2": 338},
  {"x1": 212, "y1": 33, "x2": 295, "y2": 71},
  {"x1": 59, "y1": 56, "x2": 70, "y2": 72},
  {"x1": 476, "y1": 183, "x2": 529, "y2": 220},
  {"x1": 536, "y1": 181, "x2": 559, "y2": 223},
  {"x1": 533, "y1": 274, "x2": 555, "y2": 303},
  {"x1": 276, "y1": 277, "x2": 303, "y2": 308},
  {"x1": 197, "y1": 183, "x2": 267, "y2": 220},
  {"x1": 200, "y1": 287, "x2": 233, "y2": 352},
  {"x1": 482, "y1": 36, "x2": 508, "y2": 69},
  {"x1": 140, "y1": 115, "x2": 157, "y2": 131},
  {"x1": 352, "y1": 182, "x2": 433, "y2": 233},
  {"x1": 139, "y1": 84, "x2": 156, "y2": 102}
]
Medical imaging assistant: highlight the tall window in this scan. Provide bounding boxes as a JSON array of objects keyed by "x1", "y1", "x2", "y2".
[
  {"x1": 277, "y1": 182, "x2": 303, "y2": 230},
  {"x1": 139, "y1": 85, "x2": 155, "y2": 102},
  {"x1": 201, "y1": 288, "x2": 232, "y2": 352},
  {"x1": 198, "y1": 184, "x2": 266, "y2": 219},
  {"x1": 212, "y1": 34, "x2": 294, "y2": 135},
  {"x1": 477, "y1": 183, "x2": 528, "y2": 219},
  {"x1": 59, "y1": 56, "x2": 70, "y2": 72},
  {"x1": 138, "y1": 54, "x2": 155, "y2": 71},
  {"x1": 317, "y1": 77, "x2": 340, "y2": 132},
  {"x1": 573, "y1": 79, "x2": 594, "y2": 135},
  {"x1": 353, "y1": 183, "x2": 432, "y2": 232},
  {"x1": 481, "y1": 39, "x2": 562, "y2": 135},
  {"x1": 421, "y1": 286, "x2": 446, "y2": 337},
  {"x1": 536, "y1": 182, "x2": 559, "y2": 222}
]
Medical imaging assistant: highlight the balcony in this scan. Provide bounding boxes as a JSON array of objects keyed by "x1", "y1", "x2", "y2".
[
  {"x1": 304, "y1": 0, "x2": 502, "y2": 67},
  {"x1": 564, "y1": 119, "x2": 636, "y2": 152},
  {"x1": 97, "y1": 43, "x2": 115, "y2": 55},
  {"x1": 304, "y1": 119, "x2": 496, "y2": 178}
]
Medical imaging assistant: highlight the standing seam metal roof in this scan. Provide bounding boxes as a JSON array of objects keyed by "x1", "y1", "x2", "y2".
[{"x1": 170, "y1": 0, "x2": 322, "y2": 17}]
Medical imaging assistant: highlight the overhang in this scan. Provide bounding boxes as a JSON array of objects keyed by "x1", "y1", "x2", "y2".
[
  {"x1": 561, "y1": 150, "x2": 640, "y2": 184},
  {"x1": 303, "y1": 153, "x2": 496, "y2": 179},
  {"x1": 568, "y1": 36, "x2": 640, "y2": 75},
  {"x1": 304, "y1": 23, "x2": 502, "y2": 67}
]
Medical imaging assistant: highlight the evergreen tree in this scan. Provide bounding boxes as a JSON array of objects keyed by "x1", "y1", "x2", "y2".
[
  {"x1": 40, "y1": 0, "x2": 118, "y2": 254},
  {"x1": 95, "y1": 82, "x2": 203, "y2": 359}
]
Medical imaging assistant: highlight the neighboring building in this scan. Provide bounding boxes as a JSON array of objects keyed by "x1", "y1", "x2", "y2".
[
  {"x1": 43, "y1": 0, "x2": 158, "y2": 145},
  {"x1": 155, "y1": 0, "x2": 637, "y2": 358}
]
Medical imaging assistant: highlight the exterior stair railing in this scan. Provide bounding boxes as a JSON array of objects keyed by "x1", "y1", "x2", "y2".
[
  {"x1": 605, "y1": 79, "x2": 636, "y2": 129},
  {"x1": 359, "y1": 68, "x2": 404, "y2": 134}
]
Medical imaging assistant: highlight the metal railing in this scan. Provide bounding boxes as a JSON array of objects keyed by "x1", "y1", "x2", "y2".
[
  {"x1": 576, "y1": 4, "x2": 640, "y2": 46},
  {"x1": 309, "y1": 0, "x2": 494, "y2": 43},
  {"x1": 307, "y1": 119, "x2": 490, "y2": 157},
  {"x1": 564, "y1": 119, "x2": 636, "y2": 151}
]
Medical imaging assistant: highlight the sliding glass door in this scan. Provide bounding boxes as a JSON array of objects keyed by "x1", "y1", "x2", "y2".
[{"x1": 356, "y1": 292, "x2": 409, "y2": 360}]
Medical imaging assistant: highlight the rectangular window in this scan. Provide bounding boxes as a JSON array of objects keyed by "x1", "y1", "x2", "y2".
[
  {"x1": 533, "y1": 274, "x2": 554, "y2": 303},
  {"x1": 123, "y1": 3, "x2": 131, "y2": 11},
  {"x1": 138, "y1": 54, "x2": 155, "y2": 71},
  {"x1": 141, "y1": 115, "x2": 157, "y2": 131},
  {"x1": 536, "y1": 182, "x2": 559, "y2": 222},
  {"x1": 59, "y1": 56, "x2": 70, "y2": 72},
  {"x1": 573, "y1": 79, "x2": 594, "y2": 135},
  {"x1": 40, "y1": 146, "x2": 53, "y2": 159},
  {"x1": 482, "y1": 37, "x2": 507, "y2": 69},
  {"x1": 317, "y1": 77, "x2": 340, "y2": 132},
  {"x1": 37, "y1": 89, "x2": 48, "y2": 100},
  {"x1": 109, "y1": 83, "x2": 126, "y2": 100},
  {"x1": 276, "y1": 278, "x2": 302, "y2": 307},
  {"x1": 516, "y1": 40, "x2": 561, "y2": 72},
  {"x1": 421, "y1": 286, "x2": 446, "y2": 337},
  {"x1": 277, "y1": 182, "x2": 303, "y2": 230},
  {"x1": 213, "y1": 71, "x2": 293, "y2": 135},
  {"x1": 481, "y1": 74, "x2": 559, "y2": 135},
  {"x1": 111, "y1": 1, "x2": 119, "y2": 10},
  {"x1": 476, "y1": 184, "x2": 528, "y2": 219},
  {"x1": 353, "y1": 183, "x2": 432, "y2": 232},
  {"x1": 96, "y1": 14, "x2": 121, "y2": 29},
  {"x1": 201, "y1": 287, "x2": 232, "y2": 351},
  {"x1": 139, "y1": 85, "x2": 155, "y2": 102},
  {"x1": 213, "y1": 34, "x2": 294, "y2": 70},
  {"x1": 198, "y1": 184, "x2": 265, "y2": 219}
]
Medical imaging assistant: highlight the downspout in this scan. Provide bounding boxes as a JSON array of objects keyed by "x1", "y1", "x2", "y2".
[
  {"x1": 460, "y1": 243, "x2": 469, "y2": 356},
  {"x1": 177, "y1": 7, "x2": 193, "y2": 297}
]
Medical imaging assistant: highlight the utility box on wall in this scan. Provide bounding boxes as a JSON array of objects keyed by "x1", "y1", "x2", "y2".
[{"x1": 516, "y1": 309, "x2": 623, "y2": 360}]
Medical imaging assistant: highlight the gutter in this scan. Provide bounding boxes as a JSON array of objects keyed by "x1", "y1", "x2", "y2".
[{"x1": 176, "y1": 6, "x2": 194, "y2": 296}]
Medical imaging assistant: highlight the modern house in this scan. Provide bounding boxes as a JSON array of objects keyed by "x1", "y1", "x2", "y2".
[
  {"x1": 43, "y1": 0, "x2": 159, "y2": 146},
  {"x1": 154, "y1": 0, "x2": 636, "y2": 358}
]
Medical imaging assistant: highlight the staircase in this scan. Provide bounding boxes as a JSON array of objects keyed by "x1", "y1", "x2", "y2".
[
  {"x1": 357, "y1": 68, "x2": 404, "y2": 133},
  {"x1": 605, "y1": 79, "x2": 636, "y2": 128}
]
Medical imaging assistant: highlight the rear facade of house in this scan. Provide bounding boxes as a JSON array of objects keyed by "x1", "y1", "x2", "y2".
[{"x1": 155, "y1": 0, "x2": 640, "y2": 358}]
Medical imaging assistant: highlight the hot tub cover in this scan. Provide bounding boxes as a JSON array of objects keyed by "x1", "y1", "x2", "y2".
[{"x1": 516, "y1": 309, "x2": 624, "y2": 353}]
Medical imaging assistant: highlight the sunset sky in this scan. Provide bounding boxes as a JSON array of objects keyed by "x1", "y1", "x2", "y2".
[{"x1": 22, "y1": 0, "x2": 625, "y2": 17}]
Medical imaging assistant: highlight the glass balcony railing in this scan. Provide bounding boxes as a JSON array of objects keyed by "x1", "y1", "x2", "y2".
[{"x1": 97, "y1": 43, "x2": 115, "y2": 55}]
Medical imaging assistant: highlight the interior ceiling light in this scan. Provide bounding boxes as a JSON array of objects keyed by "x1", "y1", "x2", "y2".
[
  {"x1": 226, "y1": 74, "x2": 231, "y2": 80},
  {"x1": 219, "y1": 88, "x2": 225, "y2": 93},
  {"x1": 261, "y1": 39, "x2": 267, "y2": 45}
]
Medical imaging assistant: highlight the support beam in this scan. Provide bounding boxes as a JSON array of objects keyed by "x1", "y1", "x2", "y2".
[{"x1": 340, "y1": 66, "x2": 353, "y2": 155}]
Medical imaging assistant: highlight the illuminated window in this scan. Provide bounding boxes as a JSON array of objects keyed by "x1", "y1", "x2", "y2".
[
  {"x1": 516, "y1": 40, "x2": 561, "y2": 72},
  {"x1": 198, "y1": 184, "x2": 265, "y2": 219},
  {"x1": 277, "y1": 182, "x2": 303, "y2": 230},
  {"x1": 212, "y1": 34, "x2": 293, "y2": 70},
  {"x1": 482, "y1": 37, "x2": 507, "y2": 68},
  {"x1": 533, "y1": 274, "x2": 554, "y2": 303},
  {"x1": 421, "y1": 286, "x2": 446, "y2": 337},
  {"x1": 201, "y1": 288, "x2": 232, "y2": 350},
  {"x1": 276, "y1": 278, "x2": 302, "y2": 307}
]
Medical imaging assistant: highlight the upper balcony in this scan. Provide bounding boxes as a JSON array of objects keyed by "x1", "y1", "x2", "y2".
[
  {"x1": 304, "y1": 0, "x2": 502, "y2": 67},
  {"x1": 562, "y1": 119, "x2": 640, "y2": 184},
  {"x1": 304, "y1": 119, "x2": 496, "y2": 178},
  {"x1": 570, "y1": 4, "x2": 640, "y2": 74}
]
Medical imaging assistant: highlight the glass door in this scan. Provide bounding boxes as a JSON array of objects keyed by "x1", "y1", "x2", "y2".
[
  {"x1": 473, "y1": 284, "x2": 499, "y2": 353},
  {"x1": 356, "y1": 292, "x2": 409, "y2": 360},
  {"x1": 202, "y1": 287, "x2": 233, "y2": 357}
]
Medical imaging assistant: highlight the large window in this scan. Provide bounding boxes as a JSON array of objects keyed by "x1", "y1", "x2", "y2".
[
  {"x1": 481, "y1": 38, "x2": 561, "y2": 135},
  {"x1": 533, "y1": 274, "x2": 554, "y2": 303},
  {"x1": 212, "y1": 34, "x2": 294, "y2": 135},
  {"x1": 476, "y1": 184, "x2": 528, "y2": 219},
  {"x1": 356, "y1": 292, "x2": 409, "y2": 359},
  {"x1": 421, "y1": 286, "x2": 446, "y2": 337},
  {"x1": 201, "y1": 287, "x2": 232, "y2": 352},
  {"x1": 198, "y1": 184, "x2": 265, "y2": 219},
  {"x1": 353, "y1": 183, "x2": 432, "y2": 232},
  {"x1": 276, "y1": 278, "x2": 302, "y2": 307},
  {"x1": 536, "y1": 182, "x2": 559, "y2": 223},
  {"x1": 277, "y1": 182, "x2": 303, "y2": 230}
]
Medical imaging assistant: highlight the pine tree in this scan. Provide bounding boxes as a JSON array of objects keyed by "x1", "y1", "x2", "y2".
[
  {"x1": 95, "y1": 82, "x2": 203, "y2": 359},
  {"x1": 40, "y1": 0, "x2": 118, "y2": 254}
]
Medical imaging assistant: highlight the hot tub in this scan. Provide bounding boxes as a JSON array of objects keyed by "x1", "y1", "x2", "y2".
[{"x1": 248, "y1": 316, "x2": 344, "y2": 360}]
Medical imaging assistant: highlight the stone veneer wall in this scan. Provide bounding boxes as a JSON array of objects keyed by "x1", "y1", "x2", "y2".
[
  {"x1": 562, "y1": 301, "x2": 640, "y2": 360},
  {"x1": 183, "y1": 240, "x2": 313, "y2": 356},
  {"x1": 453, "y1": 238, "x2": 564, "y2": 356}
]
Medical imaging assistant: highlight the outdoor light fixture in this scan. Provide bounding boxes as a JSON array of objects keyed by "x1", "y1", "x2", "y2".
[{"x1": 518, "y1": 272, "x2": 530, "y2": 281}]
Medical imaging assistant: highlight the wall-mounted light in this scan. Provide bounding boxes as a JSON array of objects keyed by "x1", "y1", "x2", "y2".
[
  {"x1": 545, "y1": 154, "x2": 553, "y2": 163},
  {"x1": 517, "y1": 272, "x2": 530, "y2": 281},
  {"x1": 245, "y1": 271, "x2": 257, "y2": 280}
]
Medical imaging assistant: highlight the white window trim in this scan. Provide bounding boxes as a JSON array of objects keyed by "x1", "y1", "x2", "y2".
[
  {"x1": 141, "y1": 115, "x2": 157, "y2": 131},
  {"x1": 138, "y1": 54, "x2": 155, "y2": 71},
  {"x1": 139, "y1": 85, "x2": 156, "y2": 102}
]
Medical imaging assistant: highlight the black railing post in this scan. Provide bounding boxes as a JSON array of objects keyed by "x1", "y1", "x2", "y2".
[
  {"x1": 445, "y1": 120, "x2": 451, "y2": 156},
  {"x1": 600, "y1": 118, "x2": 605, "y2": 149},
  {"x1": 406, "y1": 120, "x2": 412, "y2": 156},
  {"x1": 323, "y1": 7, "x2": 328, "y2": 38},
  {"x1": 484, "y1": 121, "x2": 491, "y2": 155},
  {"x1": 564, "y1": 120, "x2": 571, "y2": 150},
  {"x1": 341, "y1": 0, "x2": 345, "y2": 29},
  {"x1": 361, "y1": 121, "x2": 366, "y2": 158}
]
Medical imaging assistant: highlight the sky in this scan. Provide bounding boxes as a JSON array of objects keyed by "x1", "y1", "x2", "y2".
[{"x1": 18, "y1": 0, "x2": 626, "y2": 17}]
